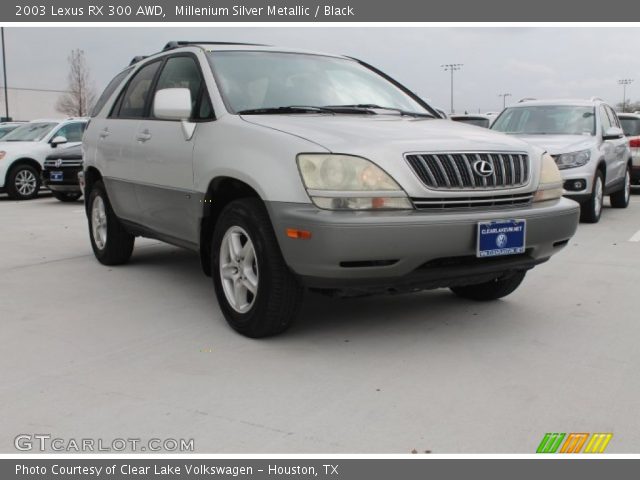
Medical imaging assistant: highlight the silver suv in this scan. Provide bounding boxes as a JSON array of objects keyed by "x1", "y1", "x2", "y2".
[
  {"x1": 82, "y1": 42, "x2": 580, "y2": 337},
  {"x1": 491, "y1": 98, "x2": 632, "y2": 223}
]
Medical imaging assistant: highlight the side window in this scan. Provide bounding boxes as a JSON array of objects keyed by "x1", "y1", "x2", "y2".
[
  {"x1": 91, "y1": 68, "x2": 132, "y2": 117},
  {"x1": 113, "y1": 60, "x2": 161, "y2": 119},
  {"x1": 53, "y1": 122, "x2": 87, "y2": 142},
  {"x1": 600, "y1": 106, "x2": 613, "y2": 134},
  {"x1": 152, "y1": 56, "x2": 204, "y2": 119}
]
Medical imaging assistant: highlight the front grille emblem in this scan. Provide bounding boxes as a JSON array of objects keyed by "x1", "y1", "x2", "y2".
[
  {"x1": 473, "y1": 159, "x2": 494, "y2": 177},
  {"x1": 55, "y1": 159, "x2": 63, "y2": 168}
]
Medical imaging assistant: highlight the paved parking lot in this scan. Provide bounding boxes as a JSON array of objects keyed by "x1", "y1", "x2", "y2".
[{"x1": 1, "y1": 191, "x2": 639, "y2": 453}]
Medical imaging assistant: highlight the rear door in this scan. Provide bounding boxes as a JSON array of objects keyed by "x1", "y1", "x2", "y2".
[
  {"x1": 96, "y1": 60, "x2": 163, "y2": 223},
  {"x1": 131, "y1": 54, "x2": 212, "y2": 246}
]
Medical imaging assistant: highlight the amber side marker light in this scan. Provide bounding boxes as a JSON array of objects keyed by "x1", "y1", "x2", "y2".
[{"x1": 286, "y1": 228, "x2": 312, "y2": 239}]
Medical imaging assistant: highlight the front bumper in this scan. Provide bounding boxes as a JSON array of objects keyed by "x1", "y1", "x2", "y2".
[
  {"x1": 267, "y1": 197, "x2": 580, "y2": 289},
  {"x1": 42, "y1": 167, "x2": 82, "y2": 192}
]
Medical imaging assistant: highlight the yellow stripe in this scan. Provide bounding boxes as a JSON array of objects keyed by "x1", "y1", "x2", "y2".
[{"x1": 597, "y1": 434, "x2": 612, "y2": 453}]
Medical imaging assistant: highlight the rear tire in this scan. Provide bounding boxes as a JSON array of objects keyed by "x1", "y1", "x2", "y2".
[
  {"x1": 610, "y1": 166, "x2": 631, "y2": 208},
  {"x1": 580, "y1": 170, "x2": 604, "y2": 223},
  {"x1": 52, "y1": 191, "x2": 82, "y2": 202},
  {"x1": 88, "y1": 180, "x2": 134, "y2": 265},
  {"x1": 6, "y1": 164, "x2": 40, "y2": 200},
  {"x1": 211, "y1": 198, "x2": 303, "y2": 338},
  {"x1": 450, "y1": 271, "x2": 526, "y2": 301}
]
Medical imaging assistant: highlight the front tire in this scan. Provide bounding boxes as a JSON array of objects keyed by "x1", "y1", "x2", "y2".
[
  {"x1": 6, "y1": 164, "x2": 40, "y2": 200},
  {"x1": 580, "y1": 170, "x2": 604, "y2": 223},
  {"x1": 52, "y1": 191, "x2": 82, "y2": 202},
  {"x1": 88, "y1": 181, "x2": 134, "y2": 265},
  {"x1": 450, "y1": 271, "x2": 526, "y2": 301},
  {"x1": 610, "y1": 166, "x2": 631, "y2": 208},
  {"x1": 211, "y1": 198, "x2": 303, "y2": 338}
]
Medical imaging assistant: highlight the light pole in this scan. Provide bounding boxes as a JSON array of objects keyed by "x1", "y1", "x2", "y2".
[
  {"x1": 1, "y1": 27, "x2": 8, "y2": 120},
  {"x1": 498, "y1": 93, "x2": 512, "y2": 109},
  {"x1": 618, "y1": 79, "x2": 633, "y2": 112},
  {"x1": 441, "y1": 64, "x2": 463, "y2": 114}
]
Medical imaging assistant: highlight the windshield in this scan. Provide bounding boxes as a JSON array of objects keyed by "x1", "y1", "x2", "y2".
[
  {"x1": 492, "y1": 105, "x2": 596, "y2": 135},
  {"x1": 620, "y1": 117, "x2": 640, "y2": 137},
  {"x1": 208, "y1": 51, "x2": 430, "y2": 116},
  {"x1": 2, "y1": 122, "x2": 57, "y2": 142},
  {"x1": 0, "y1": 125, "x2": 19, "y2": 139}
]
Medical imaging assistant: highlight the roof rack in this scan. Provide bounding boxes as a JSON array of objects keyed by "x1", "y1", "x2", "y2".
[
  {"x1": 518, "y1": 97, "x2": 537, "y2": 103},
  {"x1": 162, "y1": 41, "x2": 268, "y2": 52},
  {"x1": 129, "y1": 55, "x2": 148, "y2": 66}
]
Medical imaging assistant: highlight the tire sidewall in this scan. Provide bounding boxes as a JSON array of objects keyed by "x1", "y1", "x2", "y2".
[
  {"x1": 589, "y1": 171, "x2": 604, "y2": 221},
  {"x1": 88, "y1": 184, "x2": 113, "y2": 261}
]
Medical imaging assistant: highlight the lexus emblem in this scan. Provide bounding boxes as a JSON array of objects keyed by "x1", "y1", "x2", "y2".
[
  {"x1": 473, "y1": 159, "x2": 494, "y2": 177},
  {"x1": 55, "y1": 159, "x2": 63, "y2": 168}
]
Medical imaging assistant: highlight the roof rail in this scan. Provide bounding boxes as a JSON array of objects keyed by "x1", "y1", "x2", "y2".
[
  {"x1": 162, "y1": 41, "x2": 268, "y2": 51},
  {"x1": 518, "y1": 97, "x2": 536, "y2": 103},
  {"x1": 129, "y1": 55, "x2": 148, "y2": 66}
]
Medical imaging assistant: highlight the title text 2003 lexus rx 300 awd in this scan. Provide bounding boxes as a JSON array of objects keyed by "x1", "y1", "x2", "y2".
[{"x1": 81, "y1": 42, "x2": 580, "y2": 337}]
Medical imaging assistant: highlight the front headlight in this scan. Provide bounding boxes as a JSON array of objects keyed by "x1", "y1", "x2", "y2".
[
  {"x1": 533, "y1": 153, "x2": 563, "y2": 202},
  {"x1": 554, "y1": 149, "x2": 591, "y2": 170},
  {"x1": 297, "y1": 154, "x2": 412, "y2": 210}
]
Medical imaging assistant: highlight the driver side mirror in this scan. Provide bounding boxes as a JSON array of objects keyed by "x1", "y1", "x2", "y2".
[
  {"x1": 50, "y1": 135, "x2": 68, "y2": 147},
  {"x1": 603, "y1": 126, "x2": 624, "y2": 140},
  {"x1": 153, "y1": 88, "x2": 192, "y2": 121}
]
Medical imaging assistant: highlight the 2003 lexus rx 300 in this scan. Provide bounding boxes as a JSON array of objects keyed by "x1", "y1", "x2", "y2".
[{"x1": 82, "y1": 41, "x2": 580, "y2": 337}]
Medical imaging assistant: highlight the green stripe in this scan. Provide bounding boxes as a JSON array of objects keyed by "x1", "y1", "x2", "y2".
[{"x1": 536, "y1": 433, "x2": 565, "y2": 453}]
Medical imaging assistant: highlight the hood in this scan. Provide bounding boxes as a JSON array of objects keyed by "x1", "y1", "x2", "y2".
[
  {"x1": 504, "y1": 134, "x2": 595, "y2": 155},
  {"x1": 241, "y1": 114, "x2": 534, "y2": 154}
]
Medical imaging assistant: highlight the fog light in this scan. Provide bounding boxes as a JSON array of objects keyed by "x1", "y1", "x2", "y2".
[{"x1": 563, "y1": 179, "x2": 586, "y2": 192}]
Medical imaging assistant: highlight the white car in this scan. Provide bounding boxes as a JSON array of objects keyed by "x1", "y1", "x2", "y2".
[
  {"x1": 617, "y1": 113, "x2": 640, "y2": 185},
  {"x1": 0, "y1": 118, "x2": 88, "y2": 200}
]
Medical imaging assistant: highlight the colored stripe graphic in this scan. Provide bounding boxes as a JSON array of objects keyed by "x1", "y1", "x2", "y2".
[
  {"x1": 560, "y1": 433, "x2": 589, "y2": 453},
  {"x1": 536, "y1": 433, "x2": 565, "y2": 453},
  {"x1": 584, "y1": 433, "x2": 613, "y2": 453}
]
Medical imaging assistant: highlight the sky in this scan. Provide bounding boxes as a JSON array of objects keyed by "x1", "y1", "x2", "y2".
[{"x1": 2, "y1": 26, "x2": 640, "y2": 114}]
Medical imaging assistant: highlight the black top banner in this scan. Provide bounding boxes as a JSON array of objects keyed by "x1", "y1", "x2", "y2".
[{"x1": 2, "y1": 0, "x2": 638, "y2": 22}]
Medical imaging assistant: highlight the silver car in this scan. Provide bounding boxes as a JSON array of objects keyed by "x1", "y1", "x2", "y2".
[
  {"x1": 82, "y1": 42, "x2": 579, "y2": 337},
  {"x1": 492, "y1": 98, "x2": 632, "y2": 223}
]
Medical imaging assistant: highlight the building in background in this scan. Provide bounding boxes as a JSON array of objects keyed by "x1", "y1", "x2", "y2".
[{"x1": 0, "y1": 87, "x2": 67, "y2": 121}]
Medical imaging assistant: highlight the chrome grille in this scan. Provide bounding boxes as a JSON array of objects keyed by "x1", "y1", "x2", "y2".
[
  {"x1": 406, "y1": 152, "x2": 530, "y2": 190},
  {"x1": 44, "y1": 159, "x2": 83, "y2": 168},
  {"x1": 412, "y1": 192, "x2": 534, "y2": 211}
]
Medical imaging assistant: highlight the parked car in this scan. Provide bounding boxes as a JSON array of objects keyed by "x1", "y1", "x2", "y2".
[
  {"x1": 83, "y1": 41, "x2": 580, "y2": 337},
  {"x1": 491, "y1": 98, "x2": 632, "y2": 223},
  {"x1": 42, "y1": 144, "x2": 83, "y2": 202},
  {"x1": 0, "y1": 122, "x2": 25, "y2": 140},
  {"x1": 450, "y1": 114, "x2": 492, "y2": 128},
  {"x1": 617, "y1": 113, "x2": 640, "y2": 185},
  {"x1": 0, "y1": 118, "x2": 88, "y2": 200}
]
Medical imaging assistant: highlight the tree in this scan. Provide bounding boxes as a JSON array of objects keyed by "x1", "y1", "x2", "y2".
[
  {"x1": 616, "y1": 99, "x2": 640, "y2": 113},
  {"x1": 56, "y1": 49, "x2": 96, "y2": 117}
]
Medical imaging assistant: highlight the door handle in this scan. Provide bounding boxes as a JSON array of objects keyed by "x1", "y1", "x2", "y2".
[
  {"x1": 136, "y1": 130, "x2": 152, "y2": 143},
  {"x1": 99, "y1": 128, "x2": 110, "y2": 139}
]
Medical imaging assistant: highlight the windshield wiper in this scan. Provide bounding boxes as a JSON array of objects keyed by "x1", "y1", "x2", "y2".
[
  {"x1": 326, "y1": 104, "x2": 435, "y2": 118},
  {"x1": 237, "y1": 106, "x2": 336, "y2": 115}
]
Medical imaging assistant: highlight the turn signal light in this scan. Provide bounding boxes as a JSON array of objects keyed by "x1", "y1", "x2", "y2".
[{"x1": 286, "y1": 228, "x2": 312, "y2": 240}]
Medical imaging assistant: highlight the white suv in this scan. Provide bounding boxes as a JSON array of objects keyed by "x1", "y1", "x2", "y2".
[
  {"x1": 492, "y1": 98, "x2": 632, "y2": 223},
  {"x1": 82, "y1": 42, "x2": 580, "y2": 337},
  {"x1": 0, "y1": 118, "x2": 88, "y2": 200}
]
